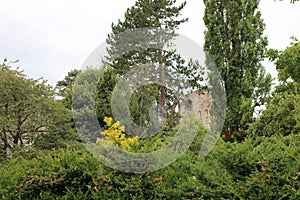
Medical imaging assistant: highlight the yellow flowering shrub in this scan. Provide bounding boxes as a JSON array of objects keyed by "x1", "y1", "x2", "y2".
[
  {"x1": 96, "y1": 117, "x2": 139, "y2": 151},
  {"x1": 103, "y1": 116, "x2": 113, "y2": 127}
]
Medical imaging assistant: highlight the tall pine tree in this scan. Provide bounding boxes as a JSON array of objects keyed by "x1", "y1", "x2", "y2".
[
  {"x1": 203, "y1": 0, "x2": 271, "y2": 141},
  {"x1": 106, "y1": 0, "x2": 200, "y2": 128}
]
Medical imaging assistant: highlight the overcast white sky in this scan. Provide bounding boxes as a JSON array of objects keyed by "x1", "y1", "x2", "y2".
[{"x1": 0, "y1": 0, "x2": 299, "y2": 86}]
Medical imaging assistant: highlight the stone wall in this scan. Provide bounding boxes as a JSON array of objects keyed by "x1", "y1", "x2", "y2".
[{"x1": 180, "y1": 90, "x2": 212, "y2": 128}]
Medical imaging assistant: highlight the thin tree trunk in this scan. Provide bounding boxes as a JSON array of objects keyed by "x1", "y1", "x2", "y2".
[{"x1": 156, "y1": 26, "x2": 168, "y2": 119}]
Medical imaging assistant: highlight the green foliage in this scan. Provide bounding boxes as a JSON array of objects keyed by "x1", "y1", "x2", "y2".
[
  {"x1": 159, "y1": 135, "x2": 300, "y2": 199},
  {"x1": 0, "y1": 60, "x2": 74, "y2": 159},
  {"x1": 0, "y1": 148, "x2": 100, "y2": 199},
  {"x1": 106, "y1": 0, "x2": 188, "y2": 74},
  {"x1": 129, "y1": 84, "x2": 159, "y2": 127},
  {"x1": 248, "y1": 93, "x2": 300, "y2": 137},
  {"x1": 72, "y1": 67, "x2": 106, "y2": 143},
  {"x1": 33, "y1": 114, "x2": 79, "y2": 150},
  {"x1": 96, "y1": 66, "x2": 119, "y2": 126},
  {"x1": 2, "y1": 1, "x2": 300, "y2": 199},
  {"x1": 1, "y1": 134, "x2": 299, "y2": 199},
  {"x1": 267, "y1": 38, "x2": 300, "y2": 84},
  {"x1": 250, "y1": 40, "x2": 300, "y2": 137},
  {"x1": 212, "y1": 136, "x2": 300, "y2": 199},
  {"x1": 253, "y1": 67, "x2": 274, "y2": 114},
  {"x1": 203, "y1": 0, "x2": 272, "y2": 140},
  {"x1": 58, "y1": 66, "x2": 119, "y2": 130},
  {"x1": 56, "y1": 69, "x2": 81, "y2": 109},
  {"x1": 106, "y1": 0, "x2": 204, "y2": 129}
]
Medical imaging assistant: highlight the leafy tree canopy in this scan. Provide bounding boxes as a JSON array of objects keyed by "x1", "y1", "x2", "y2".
[
  {"x1": 203, "y1": 0, "x2": 272, "y2": 141},
  {"x1": 267, "y1": 37, "x2": 300, "y2": 84},
  {"x1": 0, "y1": 59, "x2": 76, "y2": 159}
]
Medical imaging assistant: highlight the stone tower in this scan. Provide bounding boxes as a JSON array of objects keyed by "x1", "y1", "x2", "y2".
[{"x1": 180, "y1": 90, "x2": 212, "y2": 128}]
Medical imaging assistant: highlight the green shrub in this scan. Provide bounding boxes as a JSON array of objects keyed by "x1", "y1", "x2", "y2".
[
  {"x1": 248, "y1": 92, "x2": 300, "y2": 137},
  {"x1": 1, "y1": 134, "x2": 299, "y2": 199},
  {"x1": 0, "y1": 148, "x2": 100, "y2": 199}
]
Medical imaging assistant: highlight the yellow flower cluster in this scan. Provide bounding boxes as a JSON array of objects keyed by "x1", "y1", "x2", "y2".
[
  {"x1": 97, "y1": 117, "x2": 139, "y2": 151},
  {"x1": 103, "y1": 116, "x2": 113, "y2": 127}
]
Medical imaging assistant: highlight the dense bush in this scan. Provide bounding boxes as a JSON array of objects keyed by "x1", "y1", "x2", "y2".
[
  {"x1": 212, "y1": 135, "x2": 300, "y2": 199},
  {"x1": 0, "y1": 148, "x2": 99, "y2": 199},
  {"x1": 248, "y1": 91, "x2": 300, "y2": 137},
  {"x1": 147, "y1": 135, "x2": 299, "y2": 199},
  {"x1": 1, "y1": 134, "x2": 299, "y2": 199}
]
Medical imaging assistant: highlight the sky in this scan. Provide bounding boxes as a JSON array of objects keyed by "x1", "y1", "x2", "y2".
[{"x1": 0, "y1": 0, "x2": 299, "y2": 86}]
